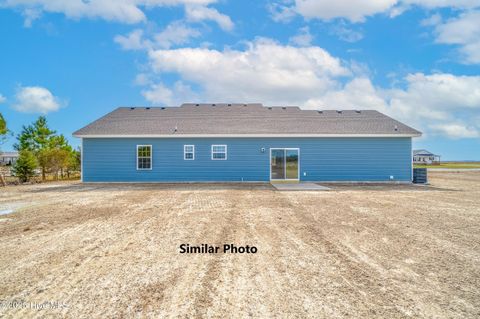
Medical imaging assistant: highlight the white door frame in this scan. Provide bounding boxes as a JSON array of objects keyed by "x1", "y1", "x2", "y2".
[{"x1": 269, "y1": 148, "x2": 300, "y2": 181}]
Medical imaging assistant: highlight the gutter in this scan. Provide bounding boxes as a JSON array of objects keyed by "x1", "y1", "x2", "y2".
[{"x1": 73, "y1": 133, "x2": 422, "y2": 138}]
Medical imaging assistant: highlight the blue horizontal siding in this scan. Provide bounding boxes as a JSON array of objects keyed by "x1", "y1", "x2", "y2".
[{"x1": 82, "y1": 137, "x2": 412, "y2": 182}]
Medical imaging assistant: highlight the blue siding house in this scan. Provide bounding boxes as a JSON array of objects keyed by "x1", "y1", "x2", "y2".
[{"x1": 74, "y1": 104, "x2": 421, "y2": 183}]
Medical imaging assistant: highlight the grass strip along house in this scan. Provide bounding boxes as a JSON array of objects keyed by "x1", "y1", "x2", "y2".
[{"x1": 73, "y1": 103, "x2": 421, "y2": 183}]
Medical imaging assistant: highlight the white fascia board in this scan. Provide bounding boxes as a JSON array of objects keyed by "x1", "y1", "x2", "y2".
[{"x1": 73, "y1": 133, "x2": 421, "y2": 138}]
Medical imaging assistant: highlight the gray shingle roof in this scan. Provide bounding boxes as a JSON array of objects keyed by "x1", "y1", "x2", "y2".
[
  {"x1": 73, "y1": 103, "x2": 421, "y2": 137},
  {"x1": 413, "y1": 149, "x2": 438, "y2": 156}
]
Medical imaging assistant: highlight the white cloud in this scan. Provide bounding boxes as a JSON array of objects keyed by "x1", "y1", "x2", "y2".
[
  {"x1": 22, "y1": 7, "x2": 42, "y2": 27},
  {"x1": 304, "y1": 77, "x2": 388, "y2": 111},
  {"x1": 278, "y1": 1, "x2": 480, "y2": 64},
  {"x1": 294, "y1": 0, "x2": 398, "y2": 22},
  {"x1": 320, "y1": 73, "x2": 480, "y2": 138},
  {"x1": 185, "y1": 5, "x2": 234, "y2": 31},
  {"x1": 393, "y1": 73, "x2": 480, "y2": 112},
  {"x1": 430, "y1": 123, "x2": 479, "y2": 138},
  {"x1": 0, "y1": 93, "x2": 6, "y2": 104},
  {"x1": 433, "y1": 10, "x2": 480, "y2": 64},
  {"x1": 142, "y1": 40, "x2": 480, "y2": 138},
  {"x1": 281, "y1": 0, "x2": 479, "y2": 22},
  {"x1": 308, "y1": 73, "x2": 480, "y2": 138},
  {"x1": 420, "y1": 13, "x2": 442, "y2": 27},
  {"x1": 3, "y1": 0, "x2": 144, "y2": 24},
  {"x1": 154, "y1": 21, "x2": 201, "y2": 48},
  {"x1": 268, "y1": 1, "x2": 297, "y2": 23},
  {"x1": 1, "y1": 0, "x2": 217, "y2": 25},
  {"x1": 12, "y1": 86, "x2": 64, "y2": 114},
  {"x1": 148, "y1": 39, "x2": 349, "y2": 103},
  {"x1": 330, "y1": 23, "x2": 363, "y2": 42},
  {"x1": 115, "y1": 29, "x2": 150, "y2": 50},
  {"x1": 403, "y1": 0, "x2": 479, "y2": 10},
  {"x1": 142, "y1": 81, "x2": 197, "y2": 105},
  {"x1": 388, "y1": 4, "x2": 409, "y2": 18},
  {"x1": 114, "y1": 22, "x2": 200, "y2": 50},
  {"x1": 386, "y1": 73, "x2": 480, "y2": 131},
  {"x1": 361, "y1": 73, "x2": 480, "y2": 138},
  {"x1": 289, "y1": 27, "x2": 312, "y2": 46},
  {"x1": 142, "y1": 83, "x2": 175, "y2": 104},
  {"x1": 134, "y1": 73, "x2": 152, "y2": 86}
]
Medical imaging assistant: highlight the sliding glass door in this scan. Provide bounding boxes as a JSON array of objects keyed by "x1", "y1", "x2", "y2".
[
  {"x1": 270, "y1": 148, "x2": 299, "y2": 180},
  {"x1": 285, "y1": 149, "x2": 299, "y2": 179},
  {"x1": 271, "y1": 149, "x2": 286, "y2": 179}
]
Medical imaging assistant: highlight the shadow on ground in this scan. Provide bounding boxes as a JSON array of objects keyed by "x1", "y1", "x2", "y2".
[
  {"x1": 24, "y1": 182, "x2": 275, "y2": 193},
  {"x1": 19, "y1": 181, "x2": 455, "y2": 193},
  {"x1": 322, "y1": 183, "x2": 455, "y2": 192}
]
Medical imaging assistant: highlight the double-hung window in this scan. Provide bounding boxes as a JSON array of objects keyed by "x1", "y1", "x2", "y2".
[
  {"x1": 211, "y1": 145, "x2": 227, "y2": 160},
  {"x1": 137, "y1": 145, "x2": 152, "y2": 170},
  {"x1": 184, "y1": 145, "x2": 195, "y2": 160}
]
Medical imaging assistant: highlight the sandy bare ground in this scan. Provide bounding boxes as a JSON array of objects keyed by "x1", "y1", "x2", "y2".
[{"x1": 0, "y1": 172, "x2": 479, "y2": 318}]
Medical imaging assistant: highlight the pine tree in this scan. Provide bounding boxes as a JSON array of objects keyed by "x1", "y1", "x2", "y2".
[
  {"x1": 0, "y1": 113, "x2": 9, "y2": 146},
  {"x1": 13, "y1": 116, "x2": 80, "y2": 182},
  {"x1": 0, "y1": 113, "x2": 6, "y2": 136},
  {"x1": 12, "y1": 150, "x2": 38, "y2": 183},
  {"x1": 14, "y1": 116, "x2": 56, "y2": 180}
]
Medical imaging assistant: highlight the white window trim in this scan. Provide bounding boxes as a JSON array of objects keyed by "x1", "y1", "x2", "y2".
[
  {"x1": 184, "y1": 145, "x2": 195, "y2": 160},
  {"x1": 211, "y1": 144, "x2": 227, "y2": 160},
  {"x1": 136, "y1": 145, "x2": 152, "y2": 170}
]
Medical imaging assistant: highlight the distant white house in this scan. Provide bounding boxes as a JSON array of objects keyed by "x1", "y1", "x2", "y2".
[
  {"x1": 413, "y1": 149, "x2": 440, "y2": 164},
  {"x1": 0, "y1": 151, "x2": 19, "y2": 166}
]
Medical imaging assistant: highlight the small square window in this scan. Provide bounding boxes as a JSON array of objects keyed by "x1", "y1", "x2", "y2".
[
  {"x1": 211, "y1": 145, "x2": 227, "y2": 160},
  {"x1": 184, "y1": 145, "x2": 195, "y2": 160}
]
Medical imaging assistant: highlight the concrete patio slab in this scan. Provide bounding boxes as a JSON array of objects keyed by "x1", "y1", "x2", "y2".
[{"x1": 271, "y1": 182, "x2": 331, "y2": 191}]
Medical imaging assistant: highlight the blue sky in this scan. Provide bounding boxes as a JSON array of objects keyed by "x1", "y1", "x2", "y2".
[{"x1": 1, "y1": 0, "x2": 479, "y2": 160}]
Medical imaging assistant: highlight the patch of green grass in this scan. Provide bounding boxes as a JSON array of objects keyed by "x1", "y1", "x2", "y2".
[{"x1": 414, "y1": 162, "x2": 480, "y2": 169}]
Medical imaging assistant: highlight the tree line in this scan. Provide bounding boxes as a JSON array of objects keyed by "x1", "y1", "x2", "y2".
[{"x1": 1, "y1": 114, "x2": 80, "y2": 183}]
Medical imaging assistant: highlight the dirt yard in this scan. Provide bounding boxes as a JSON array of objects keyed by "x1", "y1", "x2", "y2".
[{"x1": 0, "y1": 172, "x2": 479, "y2": 318}]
